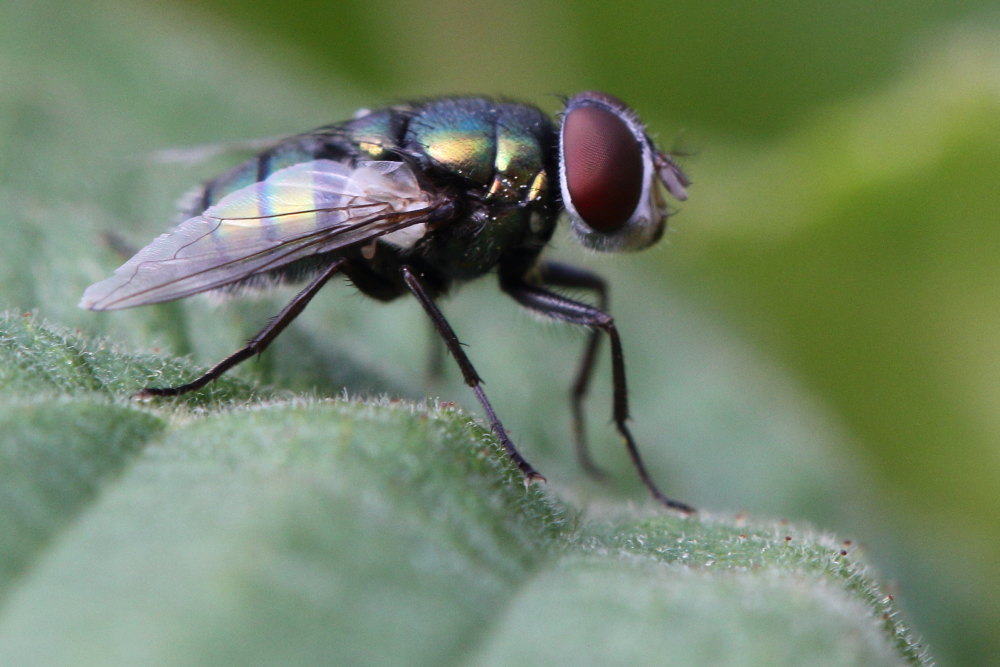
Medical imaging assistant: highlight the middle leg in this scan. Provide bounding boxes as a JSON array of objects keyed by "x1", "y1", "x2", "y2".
[{"x1": 401, "y1": 265, "x2": 544, "y2": 484}]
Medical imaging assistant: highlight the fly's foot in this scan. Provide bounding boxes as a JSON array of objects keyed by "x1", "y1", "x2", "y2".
[
  {"x1": 653, "y1": 491, "x2": 696, "y2": 515},
  {"x1": 134, "y1": 387, "x2": 174, "y2": 400},
  {"x1": 132, "y1": 388, "x2": 158, "y2": 402},
  {"x1": 522, "y1": 470, "x2": 547, "y2": 489},
  {"x1": 133, "y1": 384, "x2": 191, "y2": 401}
]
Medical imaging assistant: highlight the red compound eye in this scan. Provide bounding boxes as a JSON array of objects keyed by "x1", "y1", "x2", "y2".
[{"x1": 561, "y1": 102, "x2": 644, "y2": 231}]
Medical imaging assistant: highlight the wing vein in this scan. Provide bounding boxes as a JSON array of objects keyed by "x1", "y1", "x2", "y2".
[{"x1": 80, "y1": 159, "x2": 447, "y2": 310}]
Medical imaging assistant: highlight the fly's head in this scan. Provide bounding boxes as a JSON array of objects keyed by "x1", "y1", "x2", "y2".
[{"x1": 558, "y1": 91, "x2": 689, "y2": 252}]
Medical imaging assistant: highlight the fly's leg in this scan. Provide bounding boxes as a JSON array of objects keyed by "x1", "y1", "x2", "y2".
[
  {"x1": 401, "y1": 265, "x2": 544, "y2": 484},
  {"x1": 139, "y1": 258, "x2": 347, "y2": 398},
  {"x1": 537, "y1": 261, "x2": 609, "y2": 479},
  {"x1": 500, "y1": 272, "x2": 694, "y2": 513},
  {"x1": 425, "y1": 320, "x2": 447, "y2": 386}
]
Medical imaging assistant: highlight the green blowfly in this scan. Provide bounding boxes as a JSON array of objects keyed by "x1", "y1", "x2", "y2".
[{"x1": 81, "y1": 92, "x2": 693, "y2": 511}]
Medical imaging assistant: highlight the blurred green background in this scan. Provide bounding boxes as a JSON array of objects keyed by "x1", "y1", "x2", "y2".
[{"x1": 3, "y1": 0, "x2": 999, "y2": 663}]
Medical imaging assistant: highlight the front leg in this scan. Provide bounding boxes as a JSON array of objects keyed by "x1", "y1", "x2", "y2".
[
  {"x1": 500, "y1": 269, "x2": 694, "y2": 513},
  {"x1": 537, "y1": 261, "x2": 609, "y2": 479}
]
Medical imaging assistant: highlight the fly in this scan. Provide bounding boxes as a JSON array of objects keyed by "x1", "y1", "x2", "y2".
[{"x1": 80, "y1": 91, "x2": 694, "y2": 512}]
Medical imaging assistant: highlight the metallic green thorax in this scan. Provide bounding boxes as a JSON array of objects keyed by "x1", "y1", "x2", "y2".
[
  {"x1": 190, "y1": 98, "x2": 559, "y2": 292},
  {"x1": 398, "y1": 99, "x2": 555, "y2": 279}
]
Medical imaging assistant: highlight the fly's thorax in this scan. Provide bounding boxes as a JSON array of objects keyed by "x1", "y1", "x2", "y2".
[
  {"x1": 403, "y1": 98, "x2": 556, "y2": 205},
  {"x1": 408, "y1": 206, "x2": 548, "y2": 281},
  {"x1": 374, "y1": 98, "x2": 559, "y2": 281},
  {"x1": 406, "y1": 98, "x2": 496, "y2": 185}
]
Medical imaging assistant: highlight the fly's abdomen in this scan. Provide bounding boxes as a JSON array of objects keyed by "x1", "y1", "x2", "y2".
[
  {"x1": 183, "y1": 134, "x2": 352, "y2": 218},
  {"x1": 338, "y1": 107, "x2": 410, "y2": 161},
  {"x1": 183, "y1": 107, "x2": 414, "y2": 220}
]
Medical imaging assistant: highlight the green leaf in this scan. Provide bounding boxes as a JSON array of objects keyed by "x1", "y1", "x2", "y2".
[
  {"x1": 0, "y1": 318, "x2": 924, "y2": 664},
  {"x1": 0, "y1": 0, "x2": 931, "y2": 664}
]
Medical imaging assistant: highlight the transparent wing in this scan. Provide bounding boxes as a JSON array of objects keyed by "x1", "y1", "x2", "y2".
[{"x1": 81, "y1": 159, "x2": 441, "y2": 310}]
